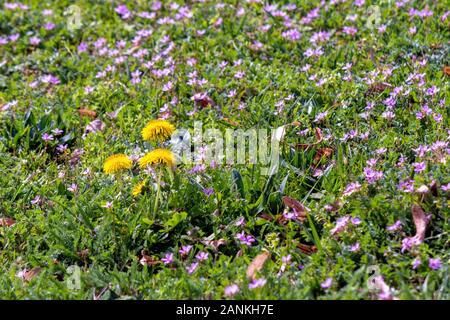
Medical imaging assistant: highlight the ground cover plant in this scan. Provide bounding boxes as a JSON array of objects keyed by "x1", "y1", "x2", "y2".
[{"x1": 0, "y1": 0, "x2": 449, "y2": 300}]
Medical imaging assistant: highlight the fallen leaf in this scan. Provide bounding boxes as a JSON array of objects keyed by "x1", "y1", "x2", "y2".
[
  {"x1": 139, "y1": 250, "x2": 160, "y2": 266},
  {"x1": 297, "y1": 243, "x2": 317, "y2": 255},
  {"x1": 24, "y1": 267, "x2": 42, "y2": 282},
  {"x1": 282, "y1": 196, "x2": 308, "y2": 220},
  {"x1": 411, "y1": 204, "x2": 428, "y2": 242},
  {"x1": 246, "y1": 251, "x2": 270, "y2": 280},
  {"x1": 296, "y1": 127, "x2": 324, "y2": 149},
  {"x1": 364, "y1": 82, "x2": 392, "y2": 97},
  {"x1": 0, "y1": 217, "x2": 16, "y2": 227},
  {"x1": 314, "y1": 127, "x2": 323, "y2": 142},
  {"x1": 201, "y1": 238, "x2": 226, "y2": 251},
  {"x1": 314, "y1": 147, "x2": 333, "y2": 164},
  {"x1": 192, "y1": 93, "x2": 215, "y2": 108},
  {"x1": 443, "y1": 66, "x2": 450, "y2": 77},
  {"x1": 77, "y1": 108, "x2": 97, "y2": 118},
  {"x1": 221, "y1": 117, "x2": 239, "y2": 126},
  {"x1": 77, "y1": 249, "x2": 90, "y2": 260},
  {"x1": 259, "y1": 213, "x2": 274, "y2": 221},
  {"x1": 430, "y1": 181, "x2": 438, "y2": 197}
]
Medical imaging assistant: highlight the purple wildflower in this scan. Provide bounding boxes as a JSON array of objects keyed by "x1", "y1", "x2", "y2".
[
  {"x1": 321, "y1": 277, "x2": 333, "y2": 289},
  {"x1": 429, "y1": 258, "x2": 442, "y2": 270},
  {"x1": 161, "y1": 253, "x2": 174, "y2": 265},
  {"x1": 224, "y1": 284, "x2": 239, "y2": 297},
  {"x1": 248, "y1": 278, "x2": 267, "y2": 289}
]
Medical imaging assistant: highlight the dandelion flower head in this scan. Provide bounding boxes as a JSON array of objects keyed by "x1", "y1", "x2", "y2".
[
  {"x1": 141, "y1": 119, "x2": 175, "y2": 142},
  {"x1": 103, "y1": 154, "x2": 132, "y2": 174},
  {"x1": 139, "y1": 148, "x2": 175, "y2": 168}
]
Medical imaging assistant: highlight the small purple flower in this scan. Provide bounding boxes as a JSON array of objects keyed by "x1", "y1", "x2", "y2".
[
  {"x1": 349, "y1": 242, "x2": 360, "y2": 252},
  {"x1": 224, "y1": 284, "x2": 239, "y2": 297},
  {"x1": 202, "y1": 188, "x2": 214, "y2": 197},
  {"x1": 398, "y1": 179, "x2": 415, "y2": 193},
  {"x1": 78, "y1": 42, "x2": 88, "y2": 53},
  {"x1": 179, "y1": 245, "x2": 193, "y2": 256},
  {"x1": 343, "y1": 182, "x2": 362, "y2": 197},
  {"x1": 68, "y1": 183, "x2": 78, "y2": 193},
  {"x1": 161, "y1": 253, "x2": 174, "y2": 265},
  {"x1": 115, "y1": 4, "x2": 131, "y2": 19},
  {"x1": 186, "y1": 262, "x2": 198, "y2": 274},
  {"x1": 29, "y1": 36, "x2": 41, "y2": 45},
  {"x1": 248, "y1": 278, "x2": 267, "y2": 289},
  {"x1": 31, "y1": 195, "x2": 42, "y2": 205},
  {"x1": 44, "y1": 22, "x2": 56, "y2": 30},
  {"x1": 401, "y1": 236, "x2": 421, "y2": 253},
  {"x1": 42, "y1": 133, "x2": 54, "y2": 142},
  {"x1": 234, "y1": 216, "x2": 245, "y2": 227},
  {"x1": 363, "y1": 167, "x2": 383, "y2": 184},
  {"x1": 56, "y1": 144, "x2": 68, "y2": 153},
  {"x1": 281, "y1": 255, "x2": 292, "y2": 264},
  {"x1": 52, "y1": 128, "x2": 63, "y2": 135},
  {"x1": 441, "y1": 183, "x2": 450, "y2": 192},
  {"x1": 321, "y1": 277, "x2": 333, "y2": 289},
  {"x1": 235, "y1": 231, "x2": 255, "y2": 246},
  {"x1": 196, "y1": 251, "x2": 209, "y2": 261},
  {"x1": 331, "y1": 216, "x2": 350, "y2": 235},
  {"x1": 102, "y1": 201, "x2": 113, "y2": 209},
  {"x1": 387, "y1": 220, "x2": 402, "y2": 232},
  {"x1": 429, "y1": 258, "x2": 442, "y2": 270},
  {"x1": 412, "y1": 162, "x2": 426, "y2": 173},
  {"x1": 351, "y1": 217, "x2": 362, "y2": 225},
  {"x1": 412, "y1": 258, "x2": 421, "y2": 270}
]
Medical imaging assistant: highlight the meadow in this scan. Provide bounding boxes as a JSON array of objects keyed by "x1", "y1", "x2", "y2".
[{"x1": 0, "y1": 0, "x2": 449, "y2": 300}]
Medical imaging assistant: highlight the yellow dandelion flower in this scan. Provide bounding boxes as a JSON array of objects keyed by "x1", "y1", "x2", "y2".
[
  {"x1": 141, "y1": 119, "x2": 175, "y2": 142},
  {"x1": 139, "y1": 148, "x2": 175, "y2": 168},
  {"x1": 132, "y1": 181, "x2": 145, "y2": 197},
  {"x1": 103, "y1": 154, "x2": 132, "y2": 174}
]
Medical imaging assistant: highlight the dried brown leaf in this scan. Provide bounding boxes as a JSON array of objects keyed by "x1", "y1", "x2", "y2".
[
  {"x1": 24, "y1": 267, "x2": 42, "y2": 282},
  {"x1": 313, "y1": 147, "x2": 333, "y2": 164},
  {"x1": 365, "y1": 82, "x2": 392, "y2": 97},
  {"x1": 443, "y1": 66, "x2": 450, "y2": 77},
  {"x1": 296, "y1": 127, "x2": 324, "y2": 150},
  {"x1": 139, "y1": 250, "x2": 160, "y2": 266},
  {"x1": 201, "y1": 238, "x2": 226, "y2": 251},
  {"x1": 411, "y1": 204, "x2": 428, "y2": 242},
  {"x1": 246, "y1": 251, "x2": 270, "y2": 280},
  {"x1": 0, "y1": 217, "x2": 16, "y2": 227},
  {"x1": 77, "y1": 108, "x2": 97, "y2": 118},
  {"x1": 192, "y1": 93, "x2": 215, "y2": 108},
  {"x1": 297, "y1": 243, "x2": 317, "y2": 255},
  {"x1": 282, "y1": 196, "x2": 307, "y2": 220},
  {"x1": 221, "y1": 117, "x2": 239, "y2": 126},
  {"x1": 77, "y1": 249, "x2": 90, "y2": 260}
]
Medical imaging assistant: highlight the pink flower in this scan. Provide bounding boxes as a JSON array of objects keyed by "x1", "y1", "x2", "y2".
[
  {"x1": 387, "y1": 220, "x2": 402, "y2": 232},
  {"x1": 186, "y1": 262, "x2": 198, "y2": 274},
  {"x1": 429, "y1": 258, "x2": 442, "y2": 270},
  {"x1": 224, "y1": 284, "x2": 239, "y2": 297},
  {"x1": 68, "y1": 183, "x2": 78, "y2": 193},
  {"x1": 179, "y1": 245, "x2": 192, "y2": 256},
  {"x1": 29, "y1": 36, "x2": 41, "y2": 45},
  {"x1": 321, "y1": 277, "x2": 332, "y2": 289},
  {"x1": 195, "y1": 251, "x2": 209, "y2": 261},
  {"x1": 343, "y1": 182, "x2": 362, "y2": 197},
  {"x1": 161, "y1": 253, "x2": 174, "y2": 265},
  {"x1": 41, "y1": 133, "x2": 54, "y2": 142},
  {"x1": 249, "y1": 278, "x2": 267, "y2": 289}
]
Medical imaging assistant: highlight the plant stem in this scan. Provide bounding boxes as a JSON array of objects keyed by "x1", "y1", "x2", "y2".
[{"x1": 153, "y1": 167, "x2": 162, "y2": 219}]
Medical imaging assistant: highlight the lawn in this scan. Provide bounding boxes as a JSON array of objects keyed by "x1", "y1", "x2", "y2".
[{"x1": 0, "y1": 0, "x2": 449, "y2": 300}]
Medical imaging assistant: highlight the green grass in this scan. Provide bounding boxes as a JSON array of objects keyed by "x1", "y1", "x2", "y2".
[{"x1": 0, "y1": 0, "x2": 449, "y2": 299}]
